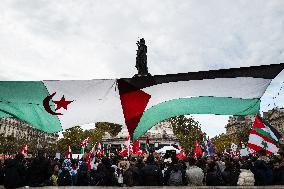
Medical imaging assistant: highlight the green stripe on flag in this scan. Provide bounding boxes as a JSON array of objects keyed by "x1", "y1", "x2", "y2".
[
  {"x1": 0, "y1": 81, "x2": 61, "y2": 133},
  {"x1": 253, "y1": 128, "x2": 276, "y2": 142},
  {"x1": 133, "y1": 96, "x2": 260, "y2": 140}
]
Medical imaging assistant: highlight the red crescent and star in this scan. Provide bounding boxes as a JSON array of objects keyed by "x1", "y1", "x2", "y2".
[
  {"x1": 43, "y1": 92, "x2": 74, "y2": 115},
  {"x1": 53, "y1": 95, "x2": 73, "y2": 111}
]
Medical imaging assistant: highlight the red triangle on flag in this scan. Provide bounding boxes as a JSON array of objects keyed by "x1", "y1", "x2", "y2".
[
  {"x1": 118, "y1": 80, "x2": 151, "y2": 137},
  {"x1": 252, "y1": 115, "x2": 266, "y2": 129}
]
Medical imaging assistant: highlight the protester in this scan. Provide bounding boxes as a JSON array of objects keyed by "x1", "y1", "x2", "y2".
[
  {"x1": 124, "y1": 157, "x2": 141, "y2": 186},
  {"x1": 141, "y1": 155, "x2": 163, "y2": 186},
  {"x1": 50, "y1": 163, "x2": 60, "y2": 186},
  {"x1": 272, "y1": 158, "x2": 284, "y2": 185},
  {"x1": 237, "y1": 160, "x2": 255, "y2": 186},
  {"x1": 76, "y1": 161, "x2": 90, "y2": 186},
  {"x1": 1, "y1": 145, "x2": 284, "y2": 187},
  {"x1": 57, "y1": 159, "x2": 72, "y2": 186},
  {"x1": 0, "y1": 161, "x2": 4, "y2": 185},
  {"x1": 186, "y1": 157, "x2": 204, "y2": 186},
  {"x1": 205, "y1": 156, "x2": 224, "y2": 186},
  {"x1": 251, "y1": 150, "x2": 273, "y2": 185},
  {"x1": 27, "y1": 151, "x2": 51, "y2": 187},
  {"x1": 3, "y1": 154, "x2": 26, "y2": 188}
]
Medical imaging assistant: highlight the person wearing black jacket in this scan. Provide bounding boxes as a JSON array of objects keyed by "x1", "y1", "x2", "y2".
[
  {"x1": 26, "y1": 151, "x2": 51, "y2": 187},
  {"x1": 141, "y1": 155, "x2": 163, "y2": 186},
  {"x1": 91, "y1": 157, "x2": 118, "y2": 186},
  {"x1": 0, "y1": 161, "x2": 4, "y2": 185},
  {"x1": 4, "y1": 154, "x2": 27, "y2": 188},
  {"x1": 76, "y1": 162, "x2": 90, "y2": 186},
  {"x1": 251, "y1": 151, "x2": 273, "y2": 186},
  {"x1": 205, "y1": 156, "x2": 224, "y2": 186},
  {"x1": 272, "y1": 159, "x2": 284, "y2": 185},
  {"x1": 124, "y1": 157, "x2": 141, "y2": 186}
]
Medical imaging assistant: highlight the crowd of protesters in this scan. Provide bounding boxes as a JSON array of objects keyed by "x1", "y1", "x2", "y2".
[{"x1": 0, "y1": 149, "x2": 283, "y2": 188}]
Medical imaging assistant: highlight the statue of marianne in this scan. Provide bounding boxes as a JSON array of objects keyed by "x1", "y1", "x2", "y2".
[{"x1": 135, "y1": 38, "x2": 149, "y2": 76}]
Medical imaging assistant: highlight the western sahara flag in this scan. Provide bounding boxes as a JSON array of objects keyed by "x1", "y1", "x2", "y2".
[
  {"x1": 0, "y1": 64, "x2": 283, "y2": 137},
  {"x1": 248, "y1": 115, "x2": 281, "y2": 154}
]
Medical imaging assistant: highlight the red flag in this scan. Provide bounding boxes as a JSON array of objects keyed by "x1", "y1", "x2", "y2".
[
  {"x1": 85, "y1": 154, "x2": 91, "y2": 171},
  {"x1": 65, "y1": 144, "x2": 72, "y2": 159},
  {"x1": 176, "y1": 147, "x2": 187, "y2": 161},
  {"x1": 96, "y1": 143, "x2": 104, "y2": 157},
  {"x1": 21, "y1": 145, "x2": 28, "y2": 157},
  {"x1": 132, "y1": 140, "x2": 140, "y2": 153},
  {"x1": 194, "y1": 139, "x2": 203, "y2": 158},
  {"x1": 119, "y1": 148, "x2": 133, "y2": 156},
  {"x1": 146, "y1": 135, "x2": 149, "y2": 144}
]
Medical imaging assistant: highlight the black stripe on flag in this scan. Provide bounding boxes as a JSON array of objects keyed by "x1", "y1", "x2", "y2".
[
  {"x1": 262, "y1": 118, "x2": 282, "y2": 141},
  {"x1": 120, "y1": 63, "x2": 284, "y2": 89}
]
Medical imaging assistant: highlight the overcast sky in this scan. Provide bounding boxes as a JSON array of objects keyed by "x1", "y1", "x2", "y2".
[{"x1": 1, "y1": 0, "x2": 284, "y2": 137}]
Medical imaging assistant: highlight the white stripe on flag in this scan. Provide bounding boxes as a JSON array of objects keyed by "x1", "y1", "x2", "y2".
[
  {"x1": 143, "y1": 77, "x2": 271, "y2": 109},
  {"x1": 248, "y1": 133, "x2": 279, "y2": 154}
]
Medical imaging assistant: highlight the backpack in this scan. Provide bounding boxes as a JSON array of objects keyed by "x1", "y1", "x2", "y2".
[
  {"x1": 168, "y1": 170, "x2": 183, "y2": 186},
  {"x1": 57, "y1": 169, "x2": 72, "y2": 186}
]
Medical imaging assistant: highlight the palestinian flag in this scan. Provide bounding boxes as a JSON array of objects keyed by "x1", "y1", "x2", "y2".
[
  {"x1": 0, "y1": 64, "x2": 283, "y2": 137},
  {"x1": 248, "y1": 115, "x2": 280, "y2": 154},
  {"x1": 124, "y1": 64, "x2": 284, "y2": 139}
]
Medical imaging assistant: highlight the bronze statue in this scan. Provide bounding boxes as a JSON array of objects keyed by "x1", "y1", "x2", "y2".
[{"x1": 135, "y1": 38, "x2": 149, "y2": 76}]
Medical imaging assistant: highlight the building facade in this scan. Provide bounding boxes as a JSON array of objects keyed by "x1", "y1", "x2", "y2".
[
  {"x1": 225, "y1": 115, "x2": 255, "y2": 137},
  {"x1": 225, "y1": 108, "x2": 284, "y2": 138},
  {"x1": 263, "y1": 108, "x2": 284, "y2": 136},
  {"x1": 101, "y1": 120, "x2": 179, "y2": 151},
  {"x1": 0, "y1": 117, "x2": 59, "y2": 145}
]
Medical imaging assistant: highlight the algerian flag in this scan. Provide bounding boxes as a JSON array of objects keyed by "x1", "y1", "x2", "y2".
[
  {"x1": 248, "y1": 115, "x2": 280, "y2": 154},
  {"x1": 0, "y1": 64, "x2": 283, "y2": 136}
]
